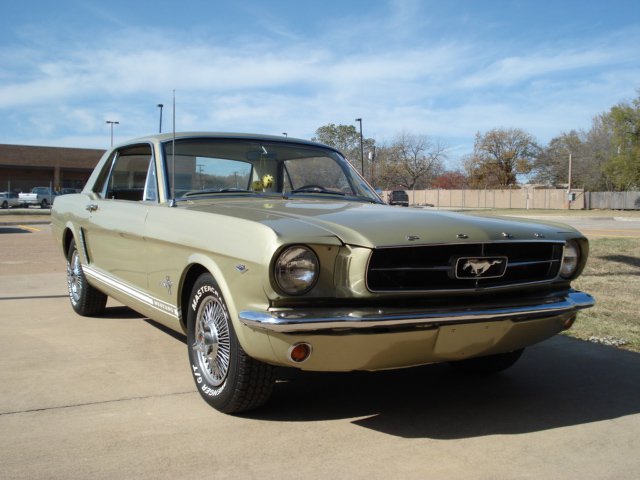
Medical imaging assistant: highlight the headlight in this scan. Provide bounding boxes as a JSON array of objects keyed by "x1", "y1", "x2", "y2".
[
  {"x1": 273, "y1": 245, "x2": 319, "y2": 295},
  {"x1": 560, "y1": 240, "x2": 580, "y2": 278}
]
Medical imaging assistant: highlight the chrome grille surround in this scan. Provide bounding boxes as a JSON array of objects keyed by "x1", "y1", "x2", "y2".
[{"x1": 366, "y1": 241, "x2": 564, "y2": 292}]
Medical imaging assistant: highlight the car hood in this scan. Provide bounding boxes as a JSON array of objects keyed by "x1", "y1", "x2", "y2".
[{"x1": 186, "y1": 199, "x2": 579, "y2": 248}]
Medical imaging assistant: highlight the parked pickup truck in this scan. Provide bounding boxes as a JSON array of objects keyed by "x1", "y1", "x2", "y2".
[
  {"x1": 19, "y1": 187, "x2": 58, "y2": 208},
  {"x1": 388, "y1": 190, "x2": 409, "y2": 207}
]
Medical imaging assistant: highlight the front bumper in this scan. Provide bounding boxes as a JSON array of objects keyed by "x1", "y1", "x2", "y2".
[{"x1": 239, "y1": 290, "x2": 594, "y2": 333}]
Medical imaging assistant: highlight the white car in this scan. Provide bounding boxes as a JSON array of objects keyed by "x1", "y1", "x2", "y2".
[{"x1": 1, "y1": 192, "x2": 21, "y2": 209}]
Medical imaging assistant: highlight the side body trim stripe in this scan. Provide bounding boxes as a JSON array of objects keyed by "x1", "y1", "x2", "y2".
[{"x1": 83, "y1": 265, "x2": 180, "y2": 320}]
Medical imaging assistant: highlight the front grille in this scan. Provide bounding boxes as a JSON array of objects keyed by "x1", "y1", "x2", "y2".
[{"x1": 367, "y1": 242, "x2": 563, "y2": 292}]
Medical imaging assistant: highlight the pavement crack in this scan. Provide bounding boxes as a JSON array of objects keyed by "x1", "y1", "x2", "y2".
[
  {"x1": 0, "y1": 295, "x2": 69, "y2": 301},
  {"x1": 0, "y1": 390, "x2": 197, "y2": 416}
]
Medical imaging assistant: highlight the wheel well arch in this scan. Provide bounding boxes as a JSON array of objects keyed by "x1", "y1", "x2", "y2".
[
  {"x1": 62, "y1": 228, "x2": 75, "y2": 257},
  {"x1": 179, "y1": 263, "x2": 210, "y2": 331}
]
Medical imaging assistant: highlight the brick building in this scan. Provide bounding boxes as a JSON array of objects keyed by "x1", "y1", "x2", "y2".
[{"x1": 0, "y1": 144, "x2": 105, "y2": 193}]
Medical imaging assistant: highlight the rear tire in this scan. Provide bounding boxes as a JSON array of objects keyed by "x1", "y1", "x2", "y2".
[
  {"x1": 449, "y1": 349, "x2": 524, "y2": 374},
  {"x1": 41, "y1": 199, "x2": 49, "y2": 209},
  {"x1": 66, "y1": 238, "x2": 107, "y2": 316},
  {"x1": 187, "y1": 273, "x2": 274, "y2": 413}
]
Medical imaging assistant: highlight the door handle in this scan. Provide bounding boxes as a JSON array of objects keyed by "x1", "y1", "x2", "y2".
[{"x1": 85, "y1": 204, "x2": 98, "y2": 212}]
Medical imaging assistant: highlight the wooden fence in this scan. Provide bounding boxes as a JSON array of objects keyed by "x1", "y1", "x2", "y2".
[
  {"x1": 586, "y1": 192, "x2": 640, "y2": 210},
  {"x1": 382, "y1": 189, "x2": 640, "y2": 210},
  {"x1": 382, "y1": 188, "x2": 585, "y2": 210}
]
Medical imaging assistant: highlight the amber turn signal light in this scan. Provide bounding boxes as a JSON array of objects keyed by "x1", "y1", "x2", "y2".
[{"x1": 288, "y1": 342, "x2": 313, "y2": 363}]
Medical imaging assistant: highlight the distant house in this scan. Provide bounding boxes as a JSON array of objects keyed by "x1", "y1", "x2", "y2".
[{"x1": 0, "y1": 144, "x2": 105, "y2": 193}]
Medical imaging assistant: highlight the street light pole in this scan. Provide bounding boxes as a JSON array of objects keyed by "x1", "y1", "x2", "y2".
[
  {"x1": 157, "y1": 104, "x2": 164, "y2": 133},
  {"x1": 355, "y1": 118, "x2": 364, "y2": 175},
  {"x1": 567, "y1": 152, "x2": 572, "y2": 192},
  {"x1": 105, "y1": 120, "x2": 119, "y2": 147}
]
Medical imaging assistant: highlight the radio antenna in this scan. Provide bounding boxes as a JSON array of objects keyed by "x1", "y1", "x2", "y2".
[{"x1": 170, "y1": 89, "x2": 176, "y2": 207}]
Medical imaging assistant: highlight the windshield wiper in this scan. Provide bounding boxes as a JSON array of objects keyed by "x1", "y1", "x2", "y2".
[
  {"x1": 184, "y1": 188, "x2": 253, "y2": 196},
  {"x1": 350, "y1": 195, "x2": 382, "y2": 204},
  {"x1": 290, "y1": 186, "x2": 347, "y2": 196}
]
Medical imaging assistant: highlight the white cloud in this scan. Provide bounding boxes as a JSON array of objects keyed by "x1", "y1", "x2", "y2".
[{"x1": 0, "y1": 11, "x2": 638, "y2": 166}]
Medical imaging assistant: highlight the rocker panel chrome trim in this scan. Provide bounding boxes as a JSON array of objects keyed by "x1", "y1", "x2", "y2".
[{"x1": 83, "y1": 265, "x2": 180, "y2": 319}]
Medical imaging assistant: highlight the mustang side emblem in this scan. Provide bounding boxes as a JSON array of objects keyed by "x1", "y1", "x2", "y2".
[
  {"x1": 455, "y1": 256, "x2": 508, "y2": 279},
  {"x1": 160, "y1": 276, "x2": 173, "y2": 295}
]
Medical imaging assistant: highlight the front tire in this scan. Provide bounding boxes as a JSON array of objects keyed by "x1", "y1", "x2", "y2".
[
  {"x1": 66, "y1": 238, "x2": 107, "y2": 316},
  {"x1": 187, "y1": 273, "x2": 274, "y2": 413}
]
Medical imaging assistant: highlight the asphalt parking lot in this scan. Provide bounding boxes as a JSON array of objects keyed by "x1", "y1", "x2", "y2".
[{"x1": 1, "y1": 216, "x2": 640, "y2": 479}]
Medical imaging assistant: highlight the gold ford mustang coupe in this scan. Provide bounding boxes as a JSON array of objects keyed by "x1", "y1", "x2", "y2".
[{"x1": 52, "y1": 132, "x2": 594, "y2": 413}]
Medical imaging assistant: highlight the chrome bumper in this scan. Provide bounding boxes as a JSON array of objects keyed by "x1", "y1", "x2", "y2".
[{"x1": 239, "y1": 290, "x2": 595, "y2": 333}]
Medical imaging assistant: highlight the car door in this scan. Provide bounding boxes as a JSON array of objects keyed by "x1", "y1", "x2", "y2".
[{"x1": 82, "y1": 144, "x2": 156, "y2": 292}]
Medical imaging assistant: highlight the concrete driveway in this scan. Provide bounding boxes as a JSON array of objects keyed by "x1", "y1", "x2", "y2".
[{"x1": 1, "y1": 222, "x2": 639, "y2": 479}]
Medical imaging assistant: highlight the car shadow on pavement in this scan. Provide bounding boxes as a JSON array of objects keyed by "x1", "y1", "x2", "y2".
[
  {"x1": 100, "y1": 305, "x2": 640, "y2": 438},
  {"x1": 0, "y1": 227, "x2": 33, "y2": 234},
  {"x1": 97, "y1": 306, "x2": 188, "y2": 343},
  {"x1": 253, "y1": 335, "x2": 640, "y2": 439},
  {"x1": 99, "y1": 305, "x2": 149, "y2": 320}
]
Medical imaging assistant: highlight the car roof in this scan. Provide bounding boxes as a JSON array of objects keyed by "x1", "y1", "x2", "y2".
[{"x1": 122, "y1": 132, "x2": 339, "y2": 153}]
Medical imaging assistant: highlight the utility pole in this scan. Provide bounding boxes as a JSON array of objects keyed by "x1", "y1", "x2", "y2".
[
  {"x1": 355, "y1": 118, "x2": 364, "y2": 176},
  {"x1": 567, "y1": 152, "x2": 573, "y2": 209}
]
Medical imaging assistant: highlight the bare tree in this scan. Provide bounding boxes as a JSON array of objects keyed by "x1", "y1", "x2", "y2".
[
  {"x1": 533, "y1": 122, "x2": 614, "y2": 191},
  {"x1": 380, "y1": 131, "x2": 446, "y2": 190}
]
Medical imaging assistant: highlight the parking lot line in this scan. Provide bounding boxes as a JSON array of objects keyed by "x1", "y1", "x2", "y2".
[{"x1": 17, "y1": 225, "x2": 41, "y2": 232}]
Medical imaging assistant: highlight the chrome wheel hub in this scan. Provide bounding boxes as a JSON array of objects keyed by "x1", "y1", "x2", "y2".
[
  {"x1": 67, "y1": 251, "x2": 82, "y2": 304},
  {"x1": 192, "y1": 296, "x2": 231, "y2": 387}
]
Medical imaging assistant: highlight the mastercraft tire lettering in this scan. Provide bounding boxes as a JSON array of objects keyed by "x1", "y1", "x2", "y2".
[{"x1": 186, "y1": 273, "x2": 274, "y2": 413}]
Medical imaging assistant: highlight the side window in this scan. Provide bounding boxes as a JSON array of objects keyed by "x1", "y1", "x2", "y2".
[
  {"x1": 92, "y1": 152, "x2": 117, "y2": 198},
  {"x1": 97, "y1": 145, "x2": 156, "y2": 202}
]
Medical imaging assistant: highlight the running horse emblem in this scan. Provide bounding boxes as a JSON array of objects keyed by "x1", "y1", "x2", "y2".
[{"x1": 463, "y1": 259, "x2": 504, "y2": 276}]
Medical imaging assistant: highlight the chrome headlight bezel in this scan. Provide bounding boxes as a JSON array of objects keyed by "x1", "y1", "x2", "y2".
[
  {"x1": 273, "y1": 245, "x2": 320, "y2": 296},
  {"x1": 560, "y1": 240, "x2": 580, "y2": 279}
]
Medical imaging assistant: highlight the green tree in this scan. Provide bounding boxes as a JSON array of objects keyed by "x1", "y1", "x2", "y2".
[
  {"x1": 312, "y1": 123, "x2": 375, "y2": 177},
  {"x1": 603, "y1": 95, "x2": 640, "y2": 190},
  {"x1": 466, "y1": 128, "x2": 540, "y2": 188}
]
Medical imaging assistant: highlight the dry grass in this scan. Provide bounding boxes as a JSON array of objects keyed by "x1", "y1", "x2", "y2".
[
  {"x1": 567, "y1": 238, "x2": 640, "y2": 352},
  {"x1": 461, "y1": 208, "x2": 640, "y2": 218}
]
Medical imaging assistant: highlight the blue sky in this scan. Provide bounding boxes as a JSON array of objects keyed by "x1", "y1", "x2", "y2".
[{"x1": 1, "y1": 0, "x2": 638, "y2": 168}]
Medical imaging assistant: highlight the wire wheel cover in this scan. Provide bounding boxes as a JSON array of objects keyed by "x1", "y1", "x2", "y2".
[
  {"x1": 67, "y1": 250, "x2": 82, "y2": 304},
  {"x1": 193, "y1": 296, "x2": 231, "y2": 387}
]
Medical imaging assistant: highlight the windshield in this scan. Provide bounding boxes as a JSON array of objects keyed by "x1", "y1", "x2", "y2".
[{"x1": 162, "y1": 138, "x2": 382, "y2": 203}]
